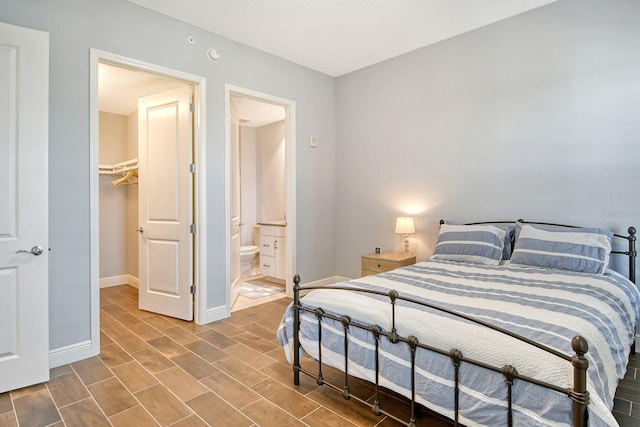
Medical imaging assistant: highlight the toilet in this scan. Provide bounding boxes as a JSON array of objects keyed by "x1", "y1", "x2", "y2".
[{"x1": 240, "y1": 245, "x2": 260, "y2": 278}]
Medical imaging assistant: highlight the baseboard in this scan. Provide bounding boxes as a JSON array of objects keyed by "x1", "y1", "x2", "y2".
[
  {"x1": 100, "y1": 275, "x2": 139, "y2": 288},
  {"x1": 127, "y1": 275, "x2": 139, "y2": 288},
  {"x1": 49, "y1": 340, "x2": 97, "y2": 368}
]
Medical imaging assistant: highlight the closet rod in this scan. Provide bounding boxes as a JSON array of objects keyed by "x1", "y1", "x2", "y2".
[{"x1": 98, "y1": 158, "x2": 138, "y2": 175}]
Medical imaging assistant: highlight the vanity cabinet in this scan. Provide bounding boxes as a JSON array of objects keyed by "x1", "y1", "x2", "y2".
[{"x1": 259, "y1": 225, "x2": 286, "y2": 281}]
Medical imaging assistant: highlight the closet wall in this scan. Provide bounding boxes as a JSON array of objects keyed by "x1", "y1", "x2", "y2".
[
  {"x1": 125, "y1": 112, "x2": 139, "y2": 279},
  {"x1": 99, "y1": 111, "x2": 138, "y2": 285}
]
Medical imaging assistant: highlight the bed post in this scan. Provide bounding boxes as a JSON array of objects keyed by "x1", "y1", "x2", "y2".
[
  {"x1": 628, "y1": 227, "x2": 636, "y2": 284},
  {"x1": 571, "y1": 336, "x2": 589, "y2": 427},
  {"x1": 293, "y1": 274, "x2": 301, "y2": 386}
]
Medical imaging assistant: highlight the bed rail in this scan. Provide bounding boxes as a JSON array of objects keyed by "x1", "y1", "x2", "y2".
[{"x1": 292, "y1": 274, "x2": 590, "y2": 427}]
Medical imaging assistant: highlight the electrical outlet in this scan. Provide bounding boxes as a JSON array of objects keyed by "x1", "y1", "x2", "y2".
[{"x1": 375, "y1": 246, "x2": 382, "y2": 254}]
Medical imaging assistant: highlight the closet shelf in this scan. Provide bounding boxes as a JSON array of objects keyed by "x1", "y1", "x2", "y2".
[{"x1": 99, "y1": 158, "x2": 138, "y2": 176}]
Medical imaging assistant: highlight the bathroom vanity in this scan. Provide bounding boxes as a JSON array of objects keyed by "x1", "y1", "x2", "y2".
[{"x1": 258, "y1": 222, "x2": 286, "y2": 282}]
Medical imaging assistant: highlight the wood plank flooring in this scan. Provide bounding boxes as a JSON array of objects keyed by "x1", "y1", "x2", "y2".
[{"x1": 0, "y1": 284, "x2": 638, "y2": 426}]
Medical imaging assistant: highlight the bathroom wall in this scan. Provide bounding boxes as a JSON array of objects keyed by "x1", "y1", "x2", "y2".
[
  {"x1": 256, "y1": 120, "x2": 286, "y2": 222},
  {"x1": 240, "y1": 126, "x2": 258, "y2": 246},
  {"x1": 98, "y1": 112, "x2": 128, "y2": 279}
]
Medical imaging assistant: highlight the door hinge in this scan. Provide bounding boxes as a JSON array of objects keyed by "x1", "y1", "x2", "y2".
[
  {"x1": 190, "y1": 284, "x2": 196, "y2": 294},
  {"x1": 190, "y1": 224, "x2": 196, "y2": 234},
  {"x1": 190, "y1": 163, "x2": 196, "y2": 173},
  {"x1": 189, "y1": 103, "x2": 195, "y2": 113}
]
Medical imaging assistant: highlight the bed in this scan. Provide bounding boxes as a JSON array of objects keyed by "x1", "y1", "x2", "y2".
[{"x1": 277, "y1": 220, "x2": 639, "y2": 427}]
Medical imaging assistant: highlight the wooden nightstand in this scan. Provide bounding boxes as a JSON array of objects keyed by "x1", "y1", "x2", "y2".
[{"x1": 361, "y1": 252, "x2": 416, "y2": 277}]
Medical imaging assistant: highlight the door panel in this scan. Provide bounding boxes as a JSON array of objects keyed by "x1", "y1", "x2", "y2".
[
  {"x1": 147, "y1": 240, "x2": 179, "y2": 295},
  {"x1": 0, "y1": 21, "x2": 49, "y2": 393},
  {"x1": 138, "y1": 86, "x2": 193, "y2": 320}
]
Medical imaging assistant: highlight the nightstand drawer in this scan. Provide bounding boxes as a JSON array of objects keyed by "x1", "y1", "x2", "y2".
[
  {"x1": 361, "y1": 252, "x2": 416, "y2": 277},
  {"x1": 361, "y1": 258, "x2": 402, "y2": 273}
]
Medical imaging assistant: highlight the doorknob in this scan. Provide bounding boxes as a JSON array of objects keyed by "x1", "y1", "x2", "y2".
[
  {"x1": 138, "y1": 226, "x2": 144, "y2": 233},
  {"x1": 16, "y1": 245, "x2": 44, "y2": 256}
]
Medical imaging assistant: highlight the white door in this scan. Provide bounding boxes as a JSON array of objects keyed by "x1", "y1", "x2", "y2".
[
  {"x1": 0, "y1": 22, "x2": 49, "y2": 392},
  {"x1": 138, "y1": 86, "x2": 193, "y2": 320},
  {"x1": 229, "y1": 100, "x2": 241, "y2": 302}
]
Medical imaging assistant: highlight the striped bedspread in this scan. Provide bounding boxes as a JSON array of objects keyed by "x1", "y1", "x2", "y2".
[{"x1": 277, "y1": 260, "x2": 640, "y2": 426}]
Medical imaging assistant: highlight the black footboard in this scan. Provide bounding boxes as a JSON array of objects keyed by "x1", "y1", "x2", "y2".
[{"x1": 292, "y1": 274, "x2": 590, "y2": 427}]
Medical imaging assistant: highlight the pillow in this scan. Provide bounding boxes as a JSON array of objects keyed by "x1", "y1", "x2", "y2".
[
  {"x1": 444, "y1": 221, "x2": 515, "y2": 260},
  {"x1": 514, "y1": 221, "x2": 614, "y2": 245},
  {"x1": 510, "y1": 225, "x2": 611, "y2": 274},
  {"x1": 496, "y1": 225, "x2": 516, "y2": 260},
  {"x1": 431, "y1": 224, "x2": 506, "y2": 265}
]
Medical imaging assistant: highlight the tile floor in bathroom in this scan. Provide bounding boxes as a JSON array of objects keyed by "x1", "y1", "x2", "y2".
[{"x1": 231, "y1": 276, "x2": 286, "y2": 312}]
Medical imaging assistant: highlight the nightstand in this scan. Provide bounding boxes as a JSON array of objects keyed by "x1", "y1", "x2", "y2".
[{"x1": 361, "y1": 252, "x2": 416, "y2": 277}]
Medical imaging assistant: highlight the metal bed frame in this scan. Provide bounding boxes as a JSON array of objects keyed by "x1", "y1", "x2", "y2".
[{"x1": 291, "y1": 220, "x2": 637, "y2": 427}]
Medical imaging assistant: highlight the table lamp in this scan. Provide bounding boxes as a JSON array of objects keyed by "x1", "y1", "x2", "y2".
[{"x1": 395, "y1": 216, "x2": 415, "y2": 256}]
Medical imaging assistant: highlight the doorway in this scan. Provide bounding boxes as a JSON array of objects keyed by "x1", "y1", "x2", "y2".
[
  {"x1": 89, "y1": 50, "x2": 208, "y2": 355},
  {"x1": 226, "y1": 85, "x2": 296, "y2": 312}
]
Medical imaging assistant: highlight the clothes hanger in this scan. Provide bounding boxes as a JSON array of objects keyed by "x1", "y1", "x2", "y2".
[{"x1": 112, "y1": 170, "x2": 138, "y2": 186}]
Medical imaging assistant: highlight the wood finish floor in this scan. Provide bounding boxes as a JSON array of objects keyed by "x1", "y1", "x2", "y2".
[{"x1": 0, "y1": 284, "x2": 638, "y2": 426}]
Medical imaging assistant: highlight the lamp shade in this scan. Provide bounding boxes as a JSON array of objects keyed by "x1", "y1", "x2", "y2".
[{"x1": 395, "y1": 216, "x2": 415, "y2": 234}]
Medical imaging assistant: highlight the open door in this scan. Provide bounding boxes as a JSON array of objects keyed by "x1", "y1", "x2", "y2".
[
  {"x1": 0, "y1": 22, "x2": 49, "y2": 392},
  {"x1": 230, "y1": 100, "x2": 241, "y2": 303},
  {"x1": 138, "y1": 86, "x2": 194, "y2": 320}
]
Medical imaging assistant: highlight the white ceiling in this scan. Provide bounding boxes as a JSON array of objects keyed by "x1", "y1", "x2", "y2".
[{"x1": 125, "y1": 0, "x2": 558, "y2": 77}]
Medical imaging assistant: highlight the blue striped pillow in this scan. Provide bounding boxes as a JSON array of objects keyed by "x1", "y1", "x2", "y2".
[
  {"x1": 510, "y1": 225, "x2": 611, "y2": 274},
  {"x1": 431, "y1": 224, "x2": 506, "y2": 265}
]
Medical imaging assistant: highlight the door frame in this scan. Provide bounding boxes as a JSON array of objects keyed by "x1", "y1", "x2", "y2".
[
  {"x1": 225, "y1": 84, "x2": 296, "y2": 310},
  {"x1": 89, "y1": 49, "x2": 208, "y2": 353}
]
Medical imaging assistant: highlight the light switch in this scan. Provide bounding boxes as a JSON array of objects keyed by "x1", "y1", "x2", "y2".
[{"x1": 309, "y1": 136, "x2": 318, "y2": 148}]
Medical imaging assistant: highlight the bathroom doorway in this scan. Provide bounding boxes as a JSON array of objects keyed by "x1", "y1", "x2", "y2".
[{"x1": 226, "y1": 85, "x2": 296, "y2": 312}]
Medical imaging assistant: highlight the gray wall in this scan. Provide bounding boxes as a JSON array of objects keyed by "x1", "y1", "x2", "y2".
[
  {"x1": 0, "y1": 0, "x2": 337, "y2": 349},
  {"x1": 335, "y1": 0, "x2": 640, "y2": 278}
]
